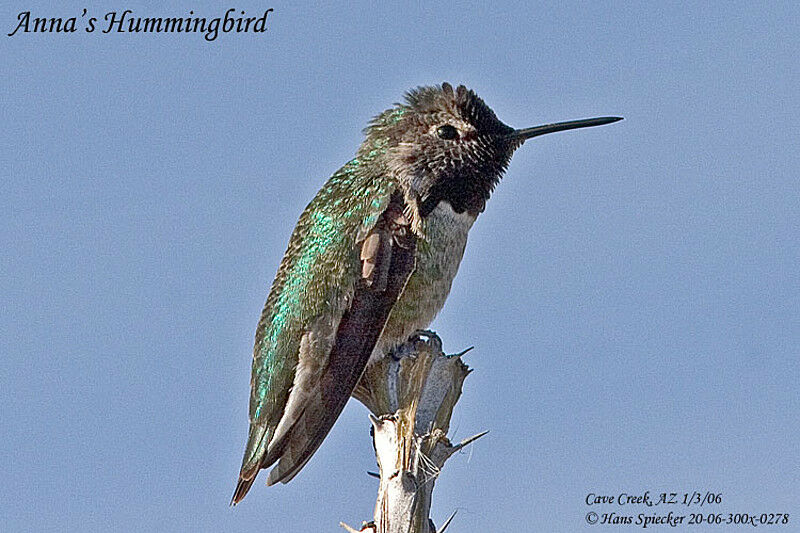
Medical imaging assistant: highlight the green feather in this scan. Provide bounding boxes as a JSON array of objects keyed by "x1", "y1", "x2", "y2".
[{"x1": 248, "y1": 149, "x2": 396, "y2": 446}]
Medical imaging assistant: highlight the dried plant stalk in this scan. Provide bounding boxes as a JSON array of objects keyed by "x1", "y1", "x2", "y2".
[{"x1": 342, "y1": 332, "x2": 485, "y2": 533}]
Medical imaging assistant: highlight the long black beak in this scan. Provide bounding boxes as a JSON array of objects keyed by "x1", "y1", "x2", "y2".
[{"x1": 510, "y1": 116, "x2": 623, "y2": 141}]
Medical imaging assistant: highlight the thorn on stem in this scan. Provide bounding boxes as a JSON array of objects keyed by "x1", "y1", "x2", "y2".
[
  {"x1": 446, "y1": 346, "x2": 474, "y2": 359},
  {"x1": 368, "y1": 413, "x2": 382, "y2": 429},
  {"x1": 450, "y1": 430, "x2": 489, "y2": 454},
  {"x1": 339, "y1": 521, "x2": 376, "y2": 533},
  {"x1": 437, "y1": 510, "x2": 458, "y2": 532}
]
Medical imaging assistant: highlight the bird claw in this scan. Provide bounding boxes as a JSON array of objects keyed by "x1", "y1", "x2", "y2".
[
  {"x1": 408, "y1": 329, "x2": 442, "y2": 353},
  {"x1": 389, "y1": 342, "x2": 417, "y2": 361}
]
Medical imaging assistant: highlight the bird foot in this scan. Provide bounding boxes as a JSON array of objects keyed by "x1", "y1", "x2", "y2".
[
  {"x1": 390, "y1": 342, "x2": 418, "y2": 361},
  {"x1": 408, "y1": 329, "x2": 442, "y2": 354}
]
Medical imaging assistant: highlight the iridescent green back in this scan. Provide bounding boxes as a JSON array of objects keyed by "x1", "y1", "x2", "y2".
[{"x1": 249, "y1": 150, "x2": 396, "y2": 429}]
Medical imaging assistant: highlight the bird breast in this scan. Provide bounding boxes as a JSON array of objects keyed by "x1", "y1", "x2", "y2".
[{"x1": 370, "y1": 200, "x2": 476, "y2": 362}]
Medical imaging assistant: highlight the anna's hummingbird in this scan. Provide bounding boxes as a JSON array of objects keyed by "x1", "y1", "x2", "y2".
[{"x1": 232, "y1": 82, "x2": 621, "y2": 503}]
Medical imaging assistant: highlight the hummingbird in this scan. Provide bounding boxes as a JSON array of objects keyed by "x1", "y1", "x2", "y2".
[{"x1": 232, "y1": 82, "x2": 621, "y2": 503}]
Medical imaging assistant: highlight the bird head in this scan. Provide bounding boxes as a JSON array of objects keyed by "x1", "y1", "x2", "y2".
[{"x1": 362, "y1": 82, "x2": 621, "y2": 218}]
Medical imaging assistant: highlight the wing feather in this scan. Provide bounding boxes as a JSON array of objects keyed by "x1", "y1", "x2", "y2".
[
  {"x1": 265, "y1": 194, "x2": 416, "y2": 485},
  {"x1": 231, "y1": 176, "x2": 411, "y2": 503}
]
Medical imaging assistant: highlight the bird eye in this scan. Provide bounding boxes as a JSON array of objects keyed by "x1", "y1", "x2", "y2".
[{"x1": 436, "y1": 125, "x2": 459, "y2": 140}]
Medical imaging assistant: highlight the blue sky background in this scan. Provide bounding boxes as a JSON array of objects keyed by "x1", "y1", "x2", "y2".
[{"x1": 2, "y1": 2, "x2": 798, "y2": 531}]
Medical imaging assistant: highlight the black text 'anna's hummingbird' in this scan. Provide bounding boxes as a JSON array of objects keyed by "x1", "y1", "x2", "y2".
[{"x1": 232, "y1": 82, "x2": 621, "y2": 503}]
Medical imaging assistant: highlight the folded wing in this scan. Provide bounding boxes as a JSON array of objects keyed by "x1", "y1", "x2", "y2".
[{"x1": 232, "y1": 193, "x2": 415, "y2": 502}]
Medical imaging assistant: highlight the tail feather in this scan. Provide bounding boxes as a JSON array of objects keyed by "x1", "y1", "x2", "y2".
[
  {"x1": 230, "y1": 475, "x2": 257, "y2": 506},
  {"x1": 231, "y1": 423, "x2": 272, "y2": 505}
]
